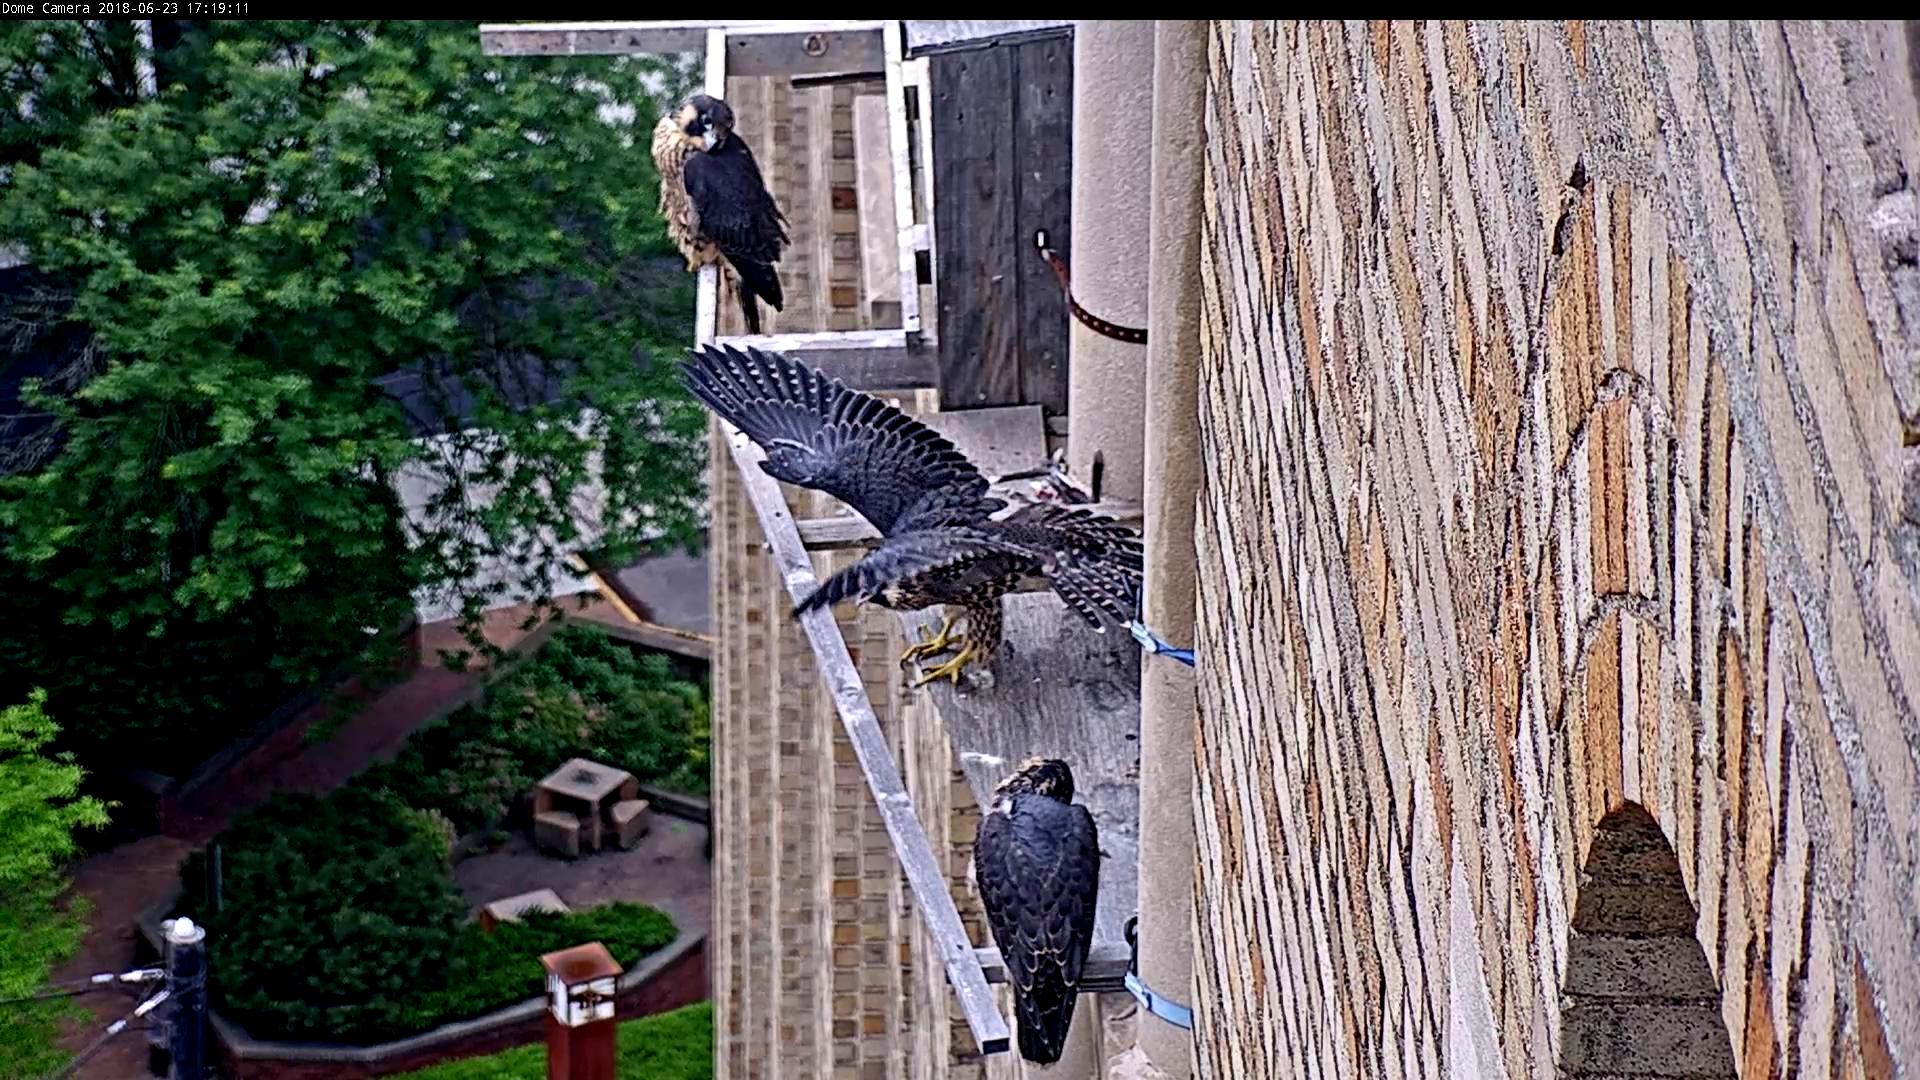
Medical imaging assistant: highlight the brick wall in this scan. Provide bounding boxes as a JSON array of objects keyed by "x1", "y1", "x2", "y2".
[
  {"x1": 710, "y1": 417, "x2": 749, "y2": 1079},
  {"x1": 897, "y1": 620, "x2": 989, "y2": 1080},
  {"x1": 709, "y1": 438, "x2": 946, "y2": 1080},
  {"x1": 1191, "y1": 20, "x2": 1919, "y2": 1080},
  {"x1": 710, "y1": 74, "x2": 959, "y2": 1080}
]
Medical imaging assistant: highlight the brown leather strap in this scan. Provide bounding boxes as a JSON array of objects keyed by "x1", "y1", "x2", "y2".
[{"x1": 1036, "y1": 231, "x2": 1148, "y2": 345}]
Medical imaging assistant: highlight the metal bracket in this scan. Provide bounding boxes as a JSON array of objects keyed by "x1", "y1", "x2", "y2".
[{"x1": 1123, "y1": 916, "x2": 1195, "y2": 1031}]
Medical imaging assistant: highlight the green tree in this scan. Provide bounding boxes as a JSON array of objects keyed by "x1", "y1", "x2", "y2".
[
  {"x1": 0, "y1": 22, "x2": 708, "y2": 769},
  {"x1": 0, "y1": 690, "x2": 110, "y2": 1078}
]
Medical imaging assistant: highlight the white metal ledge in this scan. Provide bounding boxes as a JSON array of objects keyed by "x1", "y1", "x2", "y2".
[
  {"x1": 480, "y1": 21, "x2": 889, "y2": 78},
  {"x1": 710, "y1": 330, "x2": 933, "y2": 391},
  {"x1": 975, "y1": 944, "x2": 1131, "y2": 994}
]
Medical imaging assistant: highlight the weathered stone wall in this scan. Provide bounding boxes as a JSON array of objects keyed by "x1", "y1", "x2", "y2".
[{"x1": 1191, "y1": 20, "x2": 1919, "y2": 1080}]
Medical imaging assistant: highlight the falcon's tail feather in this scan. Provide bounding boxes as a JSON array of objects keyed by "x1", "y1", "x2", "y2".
[
  {"x1": 1005, "y1": 503, "x2": 1143, "y2": 629},
  {"x1": 1013, "y1": 981, "x2": 1079, "y2": 1065},
  {"x1": 732, "y1": 256, "x2": 784, "y2": 316},
  {"x1": 737, "y1": 286, "x2": 762, "y2": 335}
]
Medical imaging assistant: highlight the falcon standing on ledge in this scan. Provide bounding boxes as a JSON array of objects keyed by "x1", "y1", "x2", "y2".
[
  {"x1": 679, "y1": 344, "x2": 1143, "y2": 687},
  {"x1": 651, "y1": 94, "x2": 789, "y2": 334},
  {"x1": 975, "y1": 757, "x2": 1101, "y2": 1065}
]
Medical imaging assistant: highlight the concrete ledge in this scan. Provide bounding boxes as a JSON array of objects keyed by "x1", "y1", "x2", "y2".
[
  {"x1": 1558, "y1": 1000, "x2": 1738, "y2": 1076},
  {"x1": 635, "y1": 783, "x2": 710, "y2": 825},
  {"x1": 904, "y1": 590, "x2": 1142, "y2": 978},
  {"x1": 1561, "y1": 934, "x2": 1721, "y2": 999}
]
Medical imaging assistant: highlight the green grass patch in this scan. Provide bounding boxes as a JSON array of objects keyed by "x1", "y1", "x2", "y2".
[{"x1": 394, "y1": 1000, "x2": 712, "y2": 1080}]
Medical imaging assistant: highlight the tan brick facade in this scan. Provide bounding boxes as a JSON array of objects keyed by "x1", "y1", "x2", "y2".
[
  {"x1": 708, "y1": 75, "x2": 994, "y2": 1080},
  {"x1": 1191, "y1": 20, "x2": 1920, "y2": 1080},
  {"x1": 711, "y1": 410, "x2": 996, "y2": 1080}
]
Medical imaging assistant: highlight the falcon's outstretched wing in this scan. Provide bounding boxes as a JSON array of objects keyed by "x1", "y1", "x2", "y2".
[
  {"x1": 681, "y1": 344, "x2": 1002, "y2": 536},
  {"x1": 975, "y1": 794, "x2": 1101, "y2": 1065}
]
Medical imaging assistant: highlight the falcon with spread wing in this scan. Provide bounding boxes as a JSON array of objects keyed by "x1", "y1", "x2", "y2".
[
  {"x1": 974, "y1": 757, "x2": 1101, "y2": 1064},
  {"x1": 680, "y1": 344, "x2": 1143, "y2": 686},
  {"x1": 651, "y1": 94, "x2": 789, "y2": 334}
]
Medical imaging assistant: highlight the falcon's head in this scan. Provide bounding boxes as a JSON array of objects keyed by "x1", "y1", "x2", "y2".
[
  {"x1": 676, "y1": 94, "x2": 736, "y2": 152},
  {"x1": 994, "y1": 757, "x2": 1076, "y2": 803}
]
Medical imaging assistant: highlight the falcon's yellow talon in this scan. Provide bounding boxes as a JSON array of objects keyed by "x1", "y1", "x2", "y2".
[
  {"x1": 912, "y1": 644, "x2": 982, "y2": 688},
  {"x1": 899, "y1": 613, "x2": 960, "y2": 667}
]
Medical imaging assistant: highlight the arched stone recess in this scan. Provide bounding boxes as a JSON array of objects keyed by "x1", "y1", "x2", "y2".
[{"x1": 1557, "y1": 803, "x2": 1737, "y2": 1079}]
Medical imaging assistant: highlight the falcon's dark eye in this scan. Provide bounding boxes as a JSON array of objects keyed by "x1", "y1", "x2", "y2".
[{"x1": 683, "y1": 118, "x2": 701, "y2": 137}]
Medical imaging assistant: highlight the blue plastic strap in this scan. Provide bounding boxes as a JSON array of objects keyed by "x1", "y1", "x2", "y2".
[
  {"x1": 1127, "y1": 620, "x2": 1195, "y2": 667},
  {"x1": 1124, "y1": 970, "x2": 1196, "y2": 1031},
  {"x1": 1123, "y1": 915, "x2": 1196, "y2": 1031}
]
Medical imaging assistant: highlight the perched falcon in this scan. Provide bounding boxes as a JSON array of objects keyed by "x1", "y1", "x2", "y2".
[
  {"x1": 679, "y1": 344, "x2": 1143, "y2": 687},
  {"x1": 974, "y1": 757, "x2": 1101, "y2": 1064},
  {"x1": 652, "y1": 94, "x2": 789, "y2": 334}
]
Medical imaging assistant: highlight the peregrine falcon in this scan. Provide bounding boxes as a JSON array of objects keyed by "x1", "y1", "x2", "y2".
[
  {"x1": 680, "y1": 344, "x2": 1143, "y2": 687},
  {"x1": 652, "y1": 94, "x2": 789, "y2": 334},
  {"x1": 974, "y1": 757, "x2": 1101, "y2": 1064}
]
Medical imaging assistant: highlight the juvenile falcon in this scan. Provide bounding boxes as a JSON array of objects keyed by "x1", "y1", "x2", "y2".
[
  {"x1": 652, "y1": 94, "x2": 789, "y2": 334},
  {"x1": 974, "y1": 757, "x2": 1101, "y2": 1064},
  {"x1": 680, "y1": 344, "x2": 1143, "y2": 686}
]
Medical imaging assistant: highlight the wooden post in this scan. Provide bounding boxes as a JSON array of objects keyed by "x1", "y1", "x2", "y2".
[{"x1": 541, "y1": 943, "x2": 622, "y2": 1080}]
